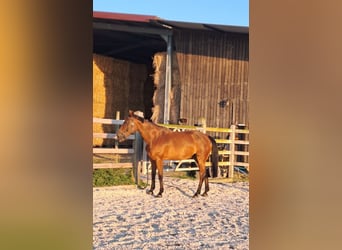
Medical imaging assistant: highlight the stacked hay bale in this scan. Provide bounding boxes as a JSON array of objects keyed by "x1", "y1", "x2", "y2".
[
  {"x1": 151, "y1": 52, "x2": 181, "y2": 124},
  {"x1": 93, "y1": 54, "x2": 147, "y2": 146},
  {"x1": 128, "y1": 63, "x2": 147, "y2": 111}
]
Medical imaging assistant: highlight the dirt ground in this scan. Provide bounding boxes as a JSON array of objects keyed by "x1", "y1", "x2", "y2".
[{"x1": 93, "y1": 176, "x2": 249, "y2": 249}]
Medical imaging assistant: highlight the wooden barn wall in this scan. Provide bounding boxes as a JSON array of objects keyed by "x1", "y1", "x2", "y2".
[{"x1": 173, "y1": 30, "x2": 249, "y2": 130}]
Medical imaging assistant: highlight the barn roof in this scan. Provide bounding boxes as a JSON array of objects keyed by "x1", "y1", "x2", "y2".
[{"x1": 93, "y1": 11, "x2": 249, "y2": 63}]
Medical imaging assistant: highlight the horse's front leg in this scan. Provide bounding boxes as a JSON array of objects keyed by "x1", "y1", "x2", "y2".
[
  {"x1": 155, "y1": 159, "x2": 164, "y2": 198},
  {"x1": 147, "y1": 160, "x2": 156, "y2": 195}
]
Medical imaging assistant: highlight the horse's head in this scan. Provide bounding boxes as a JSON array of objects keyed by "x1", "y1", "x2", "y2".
[{"x1": 117, "y1": 110, "x2": 144, "y2": 142}]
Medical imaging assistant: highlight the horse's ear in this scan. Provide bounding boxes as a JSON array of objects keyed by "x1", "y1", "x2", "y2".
[{"x1": 128, "y1": 110, "x2": 134, "y2": 117}]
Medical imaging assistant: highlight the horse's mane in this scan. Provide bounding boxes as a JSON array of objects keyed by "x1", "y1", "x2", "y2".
[
  {"x1": 131, "y1": 113, "x2": 170, "y2": 133},
  {"x1": 144, "y1": 119, "x2": 170, "y2": 132}
]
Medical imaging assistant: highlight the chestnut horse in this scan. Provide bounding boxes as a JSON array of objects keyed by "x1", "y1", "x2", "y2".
[{"x1": 117, "y1": 110, "x2": 218, "y2": 198}]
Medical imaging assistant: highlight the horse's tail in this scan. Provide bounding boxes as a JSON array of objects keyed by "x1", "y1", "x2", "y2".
[{"x1": 208, "y1": 135, "x2": 219, "y2": 177}]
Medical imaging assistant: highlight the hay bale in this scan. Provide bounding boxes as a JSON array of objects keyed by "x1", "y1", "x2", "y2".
[
  {"x1": 152, "y1": 52, "x2": 181, "y2": 124},
  {"x1": 128, "y1": 63, "x2": 147, "y2": 111},
  {"x1": 93, "y1": 54, "x2": 147, "y2": 146},
  {"x1": 151, "y1": 53, "x2": 165, "y2": 123},
  {"x1": 93, "y1": 53, "x2": 130, "y2": 117},
  {"x1": 93, "y1": 54, "x2": 130, "y2": 146},
  {"x1": 170, "y1": 54, "x2": 181, "y2": 123}
]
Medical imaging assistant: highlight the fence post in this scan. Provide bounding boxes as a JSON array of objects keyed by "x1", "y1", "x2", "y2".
[
  {"x1": 113, "y1": 111, "x2": 121, "y2": 164},
  {"x1": 228, "y1": 124, "x2": 236, "y2": 179},
  {"x1": 114, "y1": 111, "x2": 120, "y2": 149},
  {"x1": 237, "y1": 124, "x2": 246, "y2": 164},
  {"x1": 133, "y1": 132, "x2": 143, "y2": 185}
]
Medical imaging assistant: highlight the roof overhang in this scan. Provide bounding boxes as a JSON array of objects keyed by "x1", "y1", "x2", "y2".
[{"x1": 93, "y1": 11, "x2": 249, "y2": 63}]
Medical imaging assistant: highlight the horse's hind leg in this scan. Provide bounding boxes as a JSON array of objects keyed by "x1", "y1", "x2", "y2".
[
  {"x1": 147, "y1": 160, "x2": 156, "y2": 195},
  {"x1": 193, "y1": 160, "x2": 206, "y2": 197},
  {"x1": 193, "y1": 170, "x2": 205, "y2": 197},
  {"x1": 201, "y1": 168, "x2": 210, "y2": 197}
]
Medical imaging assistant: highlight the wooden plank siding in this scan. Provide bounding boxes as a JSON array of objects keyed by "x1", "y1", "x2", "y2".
[{"x1": 173, "y1": 30, "x2": 249, "y2": 132}]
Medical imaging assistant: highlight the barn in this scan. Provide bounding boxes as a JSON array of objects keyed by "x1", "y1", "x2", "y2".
[{"x1": 93, "y1": 11, "x2": 249, "y2": 146}]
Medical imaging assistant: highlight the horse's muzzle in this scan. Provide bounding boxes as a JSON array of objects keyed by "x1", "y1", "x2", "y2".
[{"x1": 116, "y1": 131, "x2": 126, "y2": 142}]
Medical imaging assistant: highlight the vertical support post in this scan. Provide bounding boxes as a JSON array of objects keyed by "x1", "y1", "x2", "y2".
[
  {"x1": 133, "y1": 132, "x2": 143, "y2": 185},
  {"x1": 196, "y1": 117, "x2": 206, "y2": 133},
  {"x1": 162, "y1": 34, "x2": 172, "y2": 124},
  {"x1": 228, "y1": 124, "x2": 236, "y2": 179},
  {"x1": 201, "y1": 117, "x2": 207, "y2": 134}
]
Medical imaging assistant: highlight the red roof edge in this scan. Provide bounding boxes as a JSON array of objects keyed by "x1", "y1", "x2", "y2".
[{"x1": 93, "y1": 11, "x2": 159, "y2": 23}]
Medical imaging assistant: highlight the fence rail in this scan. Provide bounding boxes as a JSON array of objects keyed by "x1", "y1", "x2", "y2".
[{"x1": 93, "y1": 163, "x2": 133, "y2": 169}]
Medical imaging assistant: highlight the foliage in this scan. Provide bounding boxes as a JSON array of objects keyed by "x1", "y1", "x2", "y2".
[
  {"x1": 230, "y1": 172, "x2": 249, "y2": 182},
  {"x1": 93, "y1": 168, "x2": 135, "y2": 187},
  {"x1": 186, "y1": 170, "x2": 197, "y2": 179},
  {"x1": 92, "y1": 167, "x2": 248, "y2": 187}
]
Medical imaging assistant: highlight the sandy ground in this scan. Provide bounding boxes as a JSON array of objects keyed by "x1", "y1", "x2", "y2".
[{"x1": 93, "y1": 177, "x2": 249, "y2": 249}]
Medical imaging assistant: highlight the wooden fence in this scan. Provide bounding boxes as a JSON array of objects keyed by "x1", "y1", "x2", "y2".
[
  {"x1": 93, "y1": 117, "x2": 143, "y2": 183},
  {"x1": 93, "y1": 117, "x2": 249, "y2": 181},
  {"x1": 158, "y1": 123, "x2": 249, "y2": 178}
]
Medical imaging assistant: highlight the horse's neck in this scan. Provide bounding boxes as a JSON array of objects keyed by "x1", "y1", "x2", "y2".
[{"x1": 137, "y1": 121, "x2": 168, "y2": 145}]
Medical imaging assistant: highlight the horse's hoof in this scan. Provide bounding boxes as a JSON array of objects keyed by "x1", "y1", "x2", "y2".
[
  {"x1": 192, "y1": 193, "x2": 199, "y2": 198},
  {"x1": 155, "y1": 193, "x2": 162, "y2": 198},
  {"x1": 146, "y1": 190, "x2": 153, "y2": 195},
  {"x1": 201, "y1": 193, "x2": 208, "y2": 197}
]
